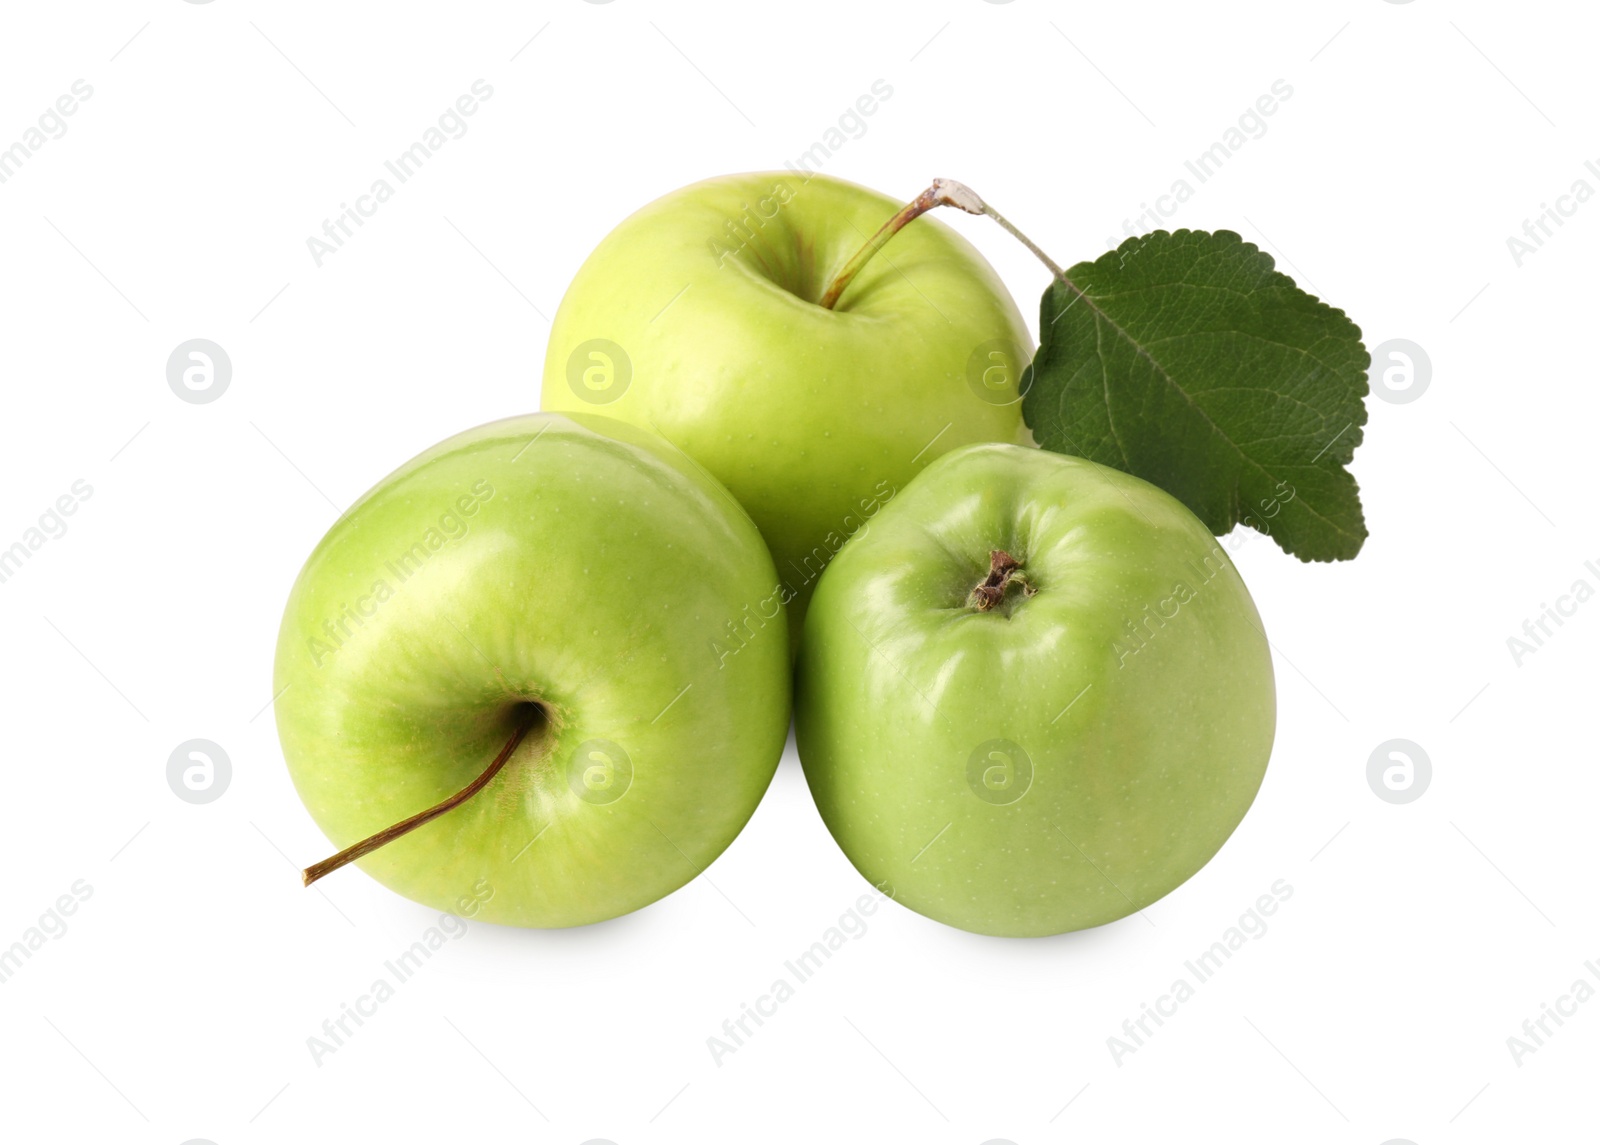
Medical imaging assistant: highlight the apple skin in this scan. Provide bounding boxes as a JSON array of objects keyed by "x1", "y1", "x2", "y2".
[
  {"x1": 273, "y1": 412, "x2": 790, "y2": 928},
  {"x1": 540, "y1": 172, "x2": 1034, "y2": 648},
  {"x1": 795, "y1": 443, "x2": 1276, "y2": 937}
]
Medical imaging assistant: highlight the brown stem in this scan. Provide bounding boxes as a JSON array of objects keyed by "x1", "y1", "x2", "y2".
[
  {"x1": 819, "y1": 178, "x2": 1066, "y2": 310},
  {"x1": 968, "y1": 549, "x2": 1035, "y2": 612},
  {"x1": 302, "y1": 717, "x2": 536, "y2": 886},
  {"x1": 819, "y1": 184, "x2": 943, "y2": 309}
]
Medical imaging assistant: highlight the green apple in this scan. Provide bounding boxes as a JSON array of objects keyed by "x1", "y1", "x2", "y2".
[
  {"x1": 540, "y1": 172, "x2": 1033, "y2": 647},
  {"x1": 273, "y1": 412, "x2": 790, "y2": 928},
  {"x1": 795, "y1": 443, "x2": 1276, "y2": 937}
]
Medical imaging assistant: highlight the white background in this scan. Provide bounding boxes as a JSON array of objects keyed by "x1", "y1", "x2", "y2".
[{"x1": 0, "y1": 1, "x2": 1594, "y2": 1142}]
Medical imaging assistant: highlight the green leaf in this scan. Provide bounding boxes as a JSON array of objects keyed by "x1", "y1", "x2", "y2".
[{"x1": 1020, "y1": 229, "x2": 1369, "y2": 561}]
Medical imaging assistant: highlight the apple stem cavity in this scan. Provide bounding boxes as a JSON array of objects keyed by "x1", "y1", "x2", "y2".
[
  {"x1": 819, "y1": 178, "x2": 1066, "y2": 310},
  {"x1": 301, "y1": 709, "x2": 543, "y2": 887},
  {"x1": 968, "y1": 549, "x2": 1036, "y2": 613}
]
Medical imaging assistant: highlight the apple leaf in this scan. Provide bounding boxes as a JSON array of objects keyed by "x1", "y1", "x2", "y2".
[{"x1": 1020, "y1": 229, "x2": 1369, "y2": 561}]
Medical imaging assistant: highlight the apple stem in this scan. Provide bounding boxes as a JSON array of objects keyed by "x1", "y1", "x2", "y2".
[
  {"x1": 301, "y1": 718, "x2": 536, "y2": 887},
  {"x1": 818, "y1": 178, "x2": 1066, "y2": 310},
  {"x1": 968, "y1": 549, "x2": 1036, "y2": 612}
]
